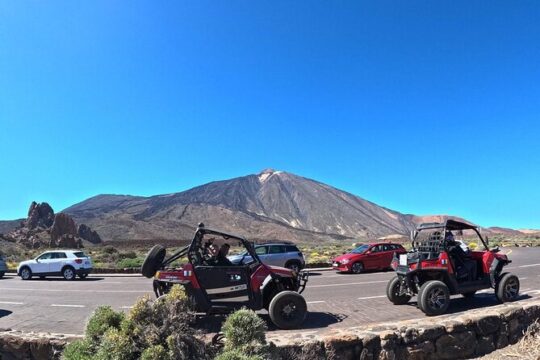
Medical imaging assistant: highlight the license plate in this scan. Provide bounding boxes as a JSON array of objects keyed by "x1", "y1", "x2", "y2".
[{"x1": 399, "y1": 254, "x2": 407, "y2": 266}]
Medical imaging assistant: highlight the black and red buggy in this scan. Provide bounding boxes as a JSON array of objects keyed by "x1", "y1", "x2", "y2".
[
  {"x1": 387, "y1": 220, "x2": 520, "y2": 315},
  {"x1": 141, "y1": 223, "x2": 309, "y2": 329}
]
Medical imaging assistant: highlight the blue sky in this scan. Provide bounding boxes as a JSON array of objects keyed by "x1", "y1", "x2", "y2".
[{"x1": 1, "y1": 1, "x2": 539, "y2": 228}]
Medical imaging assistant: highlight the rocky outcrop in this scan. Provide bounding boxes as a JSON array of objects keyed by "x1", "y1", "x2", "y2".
[
  {"x1": 50, "y1": 213, "x2": 77, "y2": 243},
  {"x1": 269, "y1": 300, "x2": 540, "y2": 360},
  {"x1": 3, "y1": 202, "x2": 101, "y2": 249},
  {"x1": 26, "y1": 202, "x2": 54, "y2": 229},
  {"x1": 77, "y1": 224, "x2": 102, "y2": 244}
]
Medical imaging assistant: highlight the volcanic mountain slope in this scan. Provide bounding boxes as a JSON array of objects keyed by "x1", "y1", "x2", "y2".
[{"x1": 64, "y1": 169, "x2": 416, "y2": 242}]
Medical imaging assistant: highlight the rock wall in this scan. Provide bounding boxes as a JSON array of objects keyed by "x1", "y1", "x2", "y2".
[
  {"x1": 272, "y1": 300, "x2": 540, "y2": 360},
  {"x1": 0, "y1": 330, "x2": 81, "y2": 360}
]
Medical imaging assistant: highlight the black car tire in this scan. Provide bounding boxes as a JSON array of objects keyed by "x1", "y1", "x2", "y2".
[
  {"x1": 419, "y1": 280, "x2": 450, "y2": 316},
  {"x1": 462, "y1": 291, "x2": 476, "y2": 298},
  {"x1": 386, "y1": 276, "x2": 411, "y2": 305},
  {"x1": 285, "y1": 261, "x2": 302, "y2": 272},
  {"x1": 268, "y1": 290, "x2": 307, "y2": 330},
  {"x1": 20, "y1": 266, "x2": 32, "y2": 280},
  {"x1": 496, "y1": 273, "x2": 520, "y2": 303},
  {"x1": 142, "y1": 245, "x2": 166, "y2": 278},
  {"x1": 63, "y1": 266, "x2": 76, "y2": 281},
  {"x1": 351, "y1": 262, "x2": 364, "y2": 274}
]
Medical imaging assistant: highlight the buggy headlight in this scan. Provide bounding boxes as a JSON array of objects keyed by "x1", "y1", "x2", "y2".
[{"x1": 341, "y1": 259, "x2": 350, "y2": 264}]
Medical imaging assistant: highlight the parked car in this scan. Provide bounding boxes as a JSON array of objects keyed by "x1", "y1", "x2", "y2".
[
  {"x1": 0, "y1": 255, "x2": 7, "y2": 278},
  {"x1": 17, "y1": 250, "x2": 93, "y2": 280},
  {"x1": 332, "y1": 242, "x2": 407, "y2": 274},
  {"x1": 228, "y1": 243, "x2": 306, "y2": 272}
]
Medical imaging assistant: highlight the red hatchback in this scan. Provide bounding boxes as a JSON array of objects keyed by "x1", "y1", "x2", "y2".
[{"x1": 332, "y1": 243, "x2": 407, "y2": 274}]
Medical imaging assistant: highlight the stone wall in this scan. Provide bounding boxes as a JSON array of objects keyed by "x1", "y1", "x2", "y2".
[
  {"x1": 272, "y1": 300, "x2": 540, "y2": 360},
  {"x1": 0, "y1": 330, "x2": 81, "y2": 360}
]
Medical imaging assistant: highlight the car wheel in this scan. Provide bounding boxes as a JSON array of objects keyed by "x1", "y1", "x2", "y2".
[
  {"x1": 496, "y1": 273, "x2": 520, "y2": 302},
  {"x1": 142, "y1": 245, "x2": 166, "y2": 278},
  {"x1": 20, "y1": 267, "x2": 32, "y2": 280},
  {"x1": 351, "y1": 262, "x2": 363, "y2": 274},
  {"x1": 268, "y1": 290, "x2": 308, "y2": 330},
  {"x1": 462, "y1": 291, "x2": 476, "y2": 298},
  {"x1": 386, "y1": 276, "x2": 411, "y2": 305},
  {"x1": 285, "y1": 261, "x2": 302, "y2": 273},
  {"x1": 419, "y1": 280, "x2": 450, "y2": 316},
  {"x1": 79, "y1": 273, "x2": 88, "y2": 280},
  {"x1": 62, "y1": 266, "x2": 76, "y2": 281}
]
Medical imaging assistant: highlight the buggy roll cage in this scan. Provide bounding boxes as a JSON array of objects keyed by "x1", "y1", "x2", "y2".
[
  {"x1": 159, "y1": 223, "x2": 262, "y2": 268},
  {"x1": 411, "y1": 219, "x2": 490, "y2": 252}
]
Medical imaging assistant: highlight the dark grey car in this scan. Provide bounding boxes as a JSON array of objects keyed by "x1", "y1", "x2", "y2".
[{"x1": 229, "y1": 243, "x2": 305, "y2": 271}]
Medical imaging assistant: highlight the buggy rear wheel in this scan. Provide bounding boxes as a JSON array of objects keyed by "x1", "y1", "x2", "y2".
[
  {"x1": 386, "y1": 276, "x2": 411, "y2": 305},
  {"x1": 268, "y1": 291, "x2": 307, "y2": 330},
  {"x1": 142, "y1": 245, "x2": 166, "y2": 278},
  {"x1": 496, "y1": 273, "x2": 520, "y2": 303},
  {"x1": 419, "y1": 280, "x2": 450, "y2": 316}
]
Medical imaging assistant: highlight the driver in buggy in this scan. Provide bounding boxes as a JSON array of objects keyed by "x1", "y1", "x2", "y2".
[
  {"x1": 214, "y1": 243, "x2": 234, "y2": 266},
  {"x1": 444, "y1": 231, "x2": 477, "y2": 281}
]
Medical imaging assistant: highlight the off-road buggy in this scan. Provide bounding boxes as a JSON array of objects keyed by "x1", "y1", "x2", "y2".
[
  {"x1": 387, "y1": 220, "x2": 519, "y2": 316},
  {"x1": 141, "y1": 223, "x2": 309, "y2": 329}
]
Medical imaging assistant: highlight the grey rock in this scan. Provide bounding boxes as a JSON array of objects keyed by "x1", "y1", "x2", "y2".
[{"x1": 435, "y1": 331, "x2": 477, "y2": 359}]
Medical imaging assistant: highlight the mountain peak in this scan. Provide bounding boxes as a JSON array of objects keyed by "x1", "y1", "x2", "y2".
[{"x1": 258, "y1": 168, "x2": 283, "y2": 182}]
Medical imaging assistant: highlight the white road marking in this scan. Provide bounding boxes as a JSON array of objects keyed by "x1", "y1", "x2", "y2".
[
  {"x1": 0, "y1": 288, "x2": 150, "y2": 293},
  {"x1": 120, "y1": 306, "x2": 134, "y2": 309},
  {"x1": 519, "y1": 263, "x2": 540, "y2": 268},
  {"x1": 309, "y1": 280, "x2": 388, "y2": 288},
  {"x1": 306, "y1": 301, "x2": 326, "y2": 304},
  {"x1": 0, "y1": 301, "x2": 24, "y2": 305},
  {"x1": 51, "y1": 304, "x2": 85, "y2": 308},
  {"x1": 357, "y1": 295, "x2": 386, "y2": 300}
]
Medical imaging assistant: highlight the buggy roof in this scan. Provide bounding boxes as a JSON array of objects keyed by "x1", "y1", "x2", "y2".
[{"x1": 417, "y1": 219, "x2": 478, "y2": 231}]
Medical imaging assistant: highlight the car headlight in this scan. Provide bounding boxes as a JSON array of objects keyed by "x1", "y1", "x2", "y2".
[{"x1": 341, "y1": 259, "x2": 350, "y2": 264}]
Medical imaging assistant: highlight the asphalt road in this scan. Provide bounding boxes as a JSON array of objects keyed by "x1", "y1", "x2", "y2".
[{"x1": 0, "y1": 247, "x2": 539, "y2": 337}]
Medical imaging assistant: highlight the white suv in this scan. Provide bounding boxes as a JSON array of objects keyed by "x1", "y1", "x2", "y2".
[{"x1": 17, "y1": 250, "x2": 93, "y2": 280}]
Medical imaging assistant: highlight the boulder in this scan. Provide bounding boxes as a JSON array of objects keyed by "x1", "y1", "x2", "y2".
[
  {"x1": 50, "y1": 213, "x2": 77, "y2": 243},
  {"x1": 77, "y1": 224, "x2": 102, "y2": 244}
]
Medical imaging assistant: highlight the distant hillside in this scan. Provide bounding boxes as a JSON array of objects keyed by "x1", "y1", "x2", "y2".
[
  {"x1": 64, "y1": 169, "x2": 415, "y2": 242},
  {"x1": 0, "y1": 219, "x2": 21, "y2": 235}
]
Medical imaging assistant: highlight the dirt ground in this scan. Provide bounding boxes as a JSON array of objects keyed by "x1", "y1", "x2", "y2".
[{"x1": 476, "y1": 322, "x2": 540, "y2": 360}]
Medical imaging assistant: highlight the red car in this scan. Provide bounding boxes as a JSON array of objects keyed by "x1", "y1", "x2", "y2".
[{"x1": 332, "y1": 242, "x2": 407, "y2": 273}]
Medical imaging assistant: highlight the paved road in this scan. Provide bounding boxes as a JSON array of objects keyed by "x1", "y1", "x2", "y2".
[{"x1": 0, "y1": 247, "x2": 539, "y2": 336}]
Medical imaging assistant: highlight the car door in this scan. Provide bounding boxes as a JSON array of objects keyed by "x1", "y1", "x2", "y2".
[
  {"x1": 267, "y1": 245, "x2": 286, "y2": 266},
  {"x1": 380, "y1": 244, "x2": 394, "y2": 268},
  {"x1": 49, "y1": 252, "x2": 67, "y2": 273},
  {"x1": 33, "y1": 253, "x2": 53, "y2": 274},
  {"x1": 254, "y1": 246, "x2": 269, "y2": 264},
  {"x1": 194, "y1": 264, "x2": 253, "y2": 304}
]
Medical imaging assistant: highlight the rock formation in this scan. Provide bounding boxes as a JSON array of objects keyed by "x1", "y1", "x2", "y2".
[{"x1": 3, "y1": 202, "x2": 101, "y2": 249}]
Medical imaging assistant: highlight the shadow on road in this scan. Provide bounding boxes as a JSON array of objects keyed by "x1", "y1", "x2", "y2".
[
  {"x1": 0, "y1": 309, "x2": 13, "y2": 319},
  {"x1": 194, "y1": 311, "x2": 346, "y2": 333}
]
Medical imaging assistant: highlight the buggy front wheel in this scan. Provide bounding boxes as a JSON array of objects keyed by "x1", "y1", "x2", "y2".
[
  {"x1": 496, "y1": 273, "x2": 520, "y2": 303},
  {"x1": 386, "y1": 276, "x2": 411, "y2": 305},
  {"x1": 268, "y1": 291, "x2": 307, "y2": 330}
]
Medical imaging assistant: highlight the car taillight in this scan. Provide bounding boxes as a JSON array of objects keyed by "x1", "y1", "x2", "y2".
[{"x1": 74, "y1": 259, "x2": 83, "y2": 264}]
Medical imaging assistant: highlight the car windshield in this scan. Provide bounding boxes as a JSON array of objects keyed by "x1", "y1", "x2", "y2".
[{"x1": 351, "y1": 244, "x2": 370, "y2": 254}]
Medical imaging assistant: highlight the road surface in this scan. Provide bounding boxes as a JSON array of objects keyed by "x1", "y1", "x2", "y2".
[{"x1": 0, "y1": 247, "x2": 539, "y2": 336}]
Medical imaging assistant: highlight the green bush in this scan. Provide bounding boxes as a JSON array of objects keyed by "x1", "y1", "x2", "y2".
[
  {"x1": 222, "y1": 308, "x2": 266, "y2": 351},
  {"x1": 94, "y1": 328, "x2": 135, "y2": 360},
  {"x1": 141, "y1": 345, "x2": 169, "y2": 360},
  {"x1": 85, "y1": 306, "x2": 125, "y2": 344},
  {"x1": 117, "y1": 257, "x2": 143, "y2": 269},
  {"x1": 215, "y1": 349, "x2": 264, "y2": 360},
  {"x1": 62, "y1": 339, "x2": 94, "y2": 360}
]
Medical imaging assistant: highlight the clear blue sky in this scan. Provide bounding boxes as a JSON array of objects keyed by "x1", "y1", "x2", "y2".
[{"x1": 1, "y1": 1, "x2": 539, "y2": 229}]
